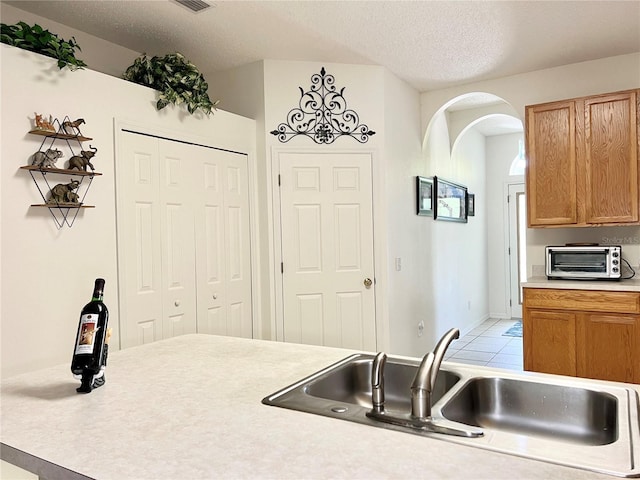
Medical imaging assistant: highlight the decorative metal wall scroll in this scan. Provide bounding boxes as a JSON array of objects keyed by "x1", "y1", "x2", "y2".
[{"x1": 270, "y1": 67, "x2": 376, "y2": 144}]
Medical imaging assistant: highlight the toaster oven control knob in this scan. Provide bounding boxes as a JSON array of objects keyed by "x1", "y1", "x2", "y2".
[
  {"x1": 612, "y1": 251, "x2": 619, "y2": 257},
  {"x1": 613, "y1": 267, "x2": 619, "y2": 273},
  {"x1": 613, "y1": 259, "x2": 619, "y2": 265}
]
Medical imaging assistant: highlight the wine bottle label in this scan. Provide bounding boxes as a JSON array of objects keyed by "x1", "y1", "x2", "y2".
[{"x1": 75, "y1": 314, "x2": 101, "y2": 355}]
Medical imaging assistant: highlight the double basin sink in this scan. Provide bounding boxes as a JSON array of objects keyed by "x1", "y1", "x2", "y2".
[{"x1": 263, "y1": 353, "x2": 640, "y2": 477}]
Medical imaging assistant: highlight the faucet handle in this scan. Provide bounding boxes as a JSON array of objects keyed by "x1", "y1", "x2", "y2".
[{"x1": 371, "y1": 352, "x2": 387, "y2": 412}]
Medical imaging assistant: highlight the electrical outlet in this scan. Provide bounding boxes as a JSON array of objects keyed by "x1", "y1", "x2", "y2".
[{"x1": 417, "y1": 320, "x2": 424, "y2": 337}]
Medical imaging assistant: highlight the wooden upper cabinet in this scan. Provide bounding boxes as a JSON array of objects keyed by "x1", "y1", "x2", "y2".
[
  {"x1": 526, "y1": 89, "x2": 640, "y2": 227},
  {"x1": 526, "y1": 101, "x2": 577, "y2": 226},
  {"x1": 584, "y1": 91, "x2": 639, "y2": 224}
]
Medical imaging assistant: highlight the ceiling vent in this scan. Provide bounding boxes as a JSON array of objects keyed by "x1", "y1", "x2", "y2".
[{"x1": 173, "y1": 0, "x2": 212, "y2": 13}]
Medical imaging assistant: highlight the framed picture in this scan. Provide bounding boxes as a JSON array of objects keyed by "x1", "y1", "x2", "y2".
[
  {"x1": 416, "y1": 176, "x2": 433, "y2": 216},
  {"x1": 433, "y1": 176, "x2": 468, "y2": 223},
  {"x1": 467, "y1": 193, "x2": 475, "y2": 216}
]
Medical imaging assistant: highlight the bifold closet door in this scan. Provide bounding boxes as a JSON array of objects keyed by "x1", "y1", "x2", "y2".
[
  {"x1": 117, "y1": 132, "x2": 197, "y2": 348},
  {"x1": 192, "y1": 146, "x2": 253, "y2": 338}
]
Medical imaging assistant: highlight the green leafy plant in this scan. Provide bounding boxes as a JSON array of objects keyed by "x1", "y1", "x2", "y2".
[
  {"x1": 123, "y1": 52, "x2": 219, "y2": 115},
  {"x1": 0, "y1": 21, "x2": 87, "y2": 70}
]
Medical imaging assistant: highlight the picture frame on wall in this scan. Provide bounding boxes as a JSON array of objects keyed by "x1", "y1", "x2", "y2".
[
  {"x1": 416, "y1": 176, "x2": 433, "y2": 216},
  {"x1": 467, "y1": 193, "x2": 475, "y2": 216},
  {"x1": 433, "y1": 176, "x2": 468, "y2": 223}
]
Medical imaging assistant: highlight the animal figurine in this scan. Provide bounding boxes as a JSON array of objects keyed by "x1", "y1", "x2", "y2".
[
  {"x1": 31, "y1": 148, "x2": 63, "y2": 168},
  {"x1": 34, "y1": 113, "x2": 55, "y2": 132},
  {"x1": 63, "y1": 118, "x2": 86, "y2": 135},
  {"x1": 68, "y1": 145, "x2": 97, "y2": 171},
  {"x1": 48, "y1": 180, "x2": 80, "y2": 204}
]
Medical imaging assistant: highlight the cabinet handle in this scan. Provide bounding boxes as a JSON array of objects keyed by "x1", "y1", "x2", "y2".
[
  {"x1": 212, "y1": 294, "x2": 218, "y2": 300},
  {"x1": 174, "y1": 300, "x2": 181, "y2": 307}
]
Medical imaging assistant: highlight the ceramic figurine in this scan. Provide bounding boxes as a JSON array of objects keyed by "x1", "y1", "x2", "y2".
[
  {"x1": 48, "y1": 180, "x2": 80, "y2": 204},
  {"x1": 62, "y1": 118, "x2": 86, "y2": 136},
  {"x1": 68, "y1": 145, "x2": 97, "y2": 171},
  {"x1": 34, "y1": 113, "x2": 55, "y2": 132},
  {"x1": 31, "y1": 148, "x2": 63, "y2": 168}
]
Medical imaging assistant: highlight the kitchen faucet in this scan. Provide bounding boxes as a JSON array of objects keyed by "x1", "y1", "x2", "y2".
[{"x1": 367, "y1": 328, "x2": 482, "y2": 437}]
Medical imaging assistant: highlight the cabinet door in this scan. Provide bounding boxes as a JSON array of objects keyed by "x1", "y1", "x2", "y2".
[
  {"x1": 584, "y1": 90, "x2": 639, "y2": 224},
  {"x1": 523, "y1": 309, "x2": 577, "y2": 376},
  {"x1": 526, "y1": 101, "x2": 577, "y2": 226},
  {"x1": 577, "y1": 313, "x2": 639, "y2": 383}
]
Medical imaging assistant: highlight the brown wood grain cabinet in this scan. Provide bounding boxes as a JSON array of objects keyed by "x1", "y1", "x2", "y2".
[
  {"x1": 526, "y1": 89, "x2": 639, "y2": 227},
  {"x1": 523, "y1": 287, "x2": 640, "y2": 383}
]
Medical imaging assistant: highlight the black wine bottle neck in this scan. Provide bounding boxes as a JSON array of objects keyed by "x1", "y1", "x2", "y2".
[{"x1": 91, "y1": 278, "x2": 105, "y2": 302}]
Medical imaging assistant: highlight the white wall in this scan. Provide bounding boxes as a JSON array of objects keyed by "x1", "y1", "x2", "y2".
[
  {"x1": 0, "y1": 45, "x2": 256, "y2": 377},
  {"x1": 381, "y1": 69, "x2": 430, "y2": 355},
  {"x1": 211, "y1": 60, "x2": 459, "y2": 356},
  {"x1": 422, "y1": 53, "x2": 640, "y2": 273},
  {"x1": 424, "y1": 119, "x2": 490, "y2": 338},
  {"x1": 1, "y1": 3, "x2": 141, "y2": 78}
]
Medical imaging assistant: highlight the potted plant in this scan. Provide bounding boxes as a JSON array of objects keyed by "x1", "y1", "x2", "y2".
[
  {"x1": 0, "y1": 21, "x2": 87, "y2": 70},
  {"x1": 123, "y1": 52, "x2": 219, "y2": 115}
]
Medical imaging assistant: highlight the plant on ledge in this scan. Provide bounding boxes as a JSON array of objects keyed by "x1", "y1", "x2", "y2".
[
  {"x1": 0, "y1": 21, "x2": 87, "y2": 70},
  {"x1": 123, "y1": 52, "x2": 219, "y2": 115}
]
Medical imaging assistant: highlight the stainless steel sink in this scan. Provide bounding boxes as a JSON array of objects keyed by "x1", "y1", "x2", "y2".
[
  {"x1": 263, "y1": 353, "x2": 640, "y2": 477},
  {"x1": 440, "y1": 376, "x2": 618, "y2": 446}
]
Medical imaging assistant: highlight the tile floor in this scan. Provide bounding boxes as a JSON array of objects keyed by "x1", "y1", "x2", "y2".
[{"x1": 444, "y1": 318, "x2": 523, "y2": 371}]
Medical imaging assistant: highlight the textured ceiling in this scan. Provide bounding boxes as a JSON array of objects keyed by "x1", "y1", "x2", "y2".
[{"x1": 6, "y1": 0, "x2": 640, "y2": 92}]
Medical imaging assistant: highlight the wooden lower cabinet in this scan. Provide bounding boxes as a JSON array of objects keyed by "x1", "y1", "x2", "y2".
[{"x1": 523, "y1": 288, "x2": 640, "y2": 384}]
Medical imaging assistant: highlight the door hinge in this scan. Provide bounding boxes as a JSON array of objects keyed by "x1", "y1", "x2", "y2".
[
  {"x1": 507, "y1": 194, "x2": 510, "y2": 203},
  {"x1": 509, "y1": 299, "x2": 512, "y2": 307},
  {"x1": 281, "y1": 262, "x2": 284, "y2": 273},
  {"x1": 278, "y1": 174, "x2": 281, "y2": 187},
  {"x1": 508, "y1": 247, "x2": 511, "y2": 255}
]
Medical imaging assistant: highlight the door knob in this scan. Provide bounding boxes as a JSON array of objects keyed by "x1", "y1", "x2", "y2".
[{"x1": 364, "y1": 278, "x2": 373, "y2": 288}]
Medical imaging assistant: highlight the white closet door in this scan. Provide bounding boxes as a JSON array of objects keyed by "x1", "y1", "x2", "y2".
[
  {"x1": 117, "y1": 133, "x2": 164, "y2": 348},
  {"x1": 193, "y1": 147, "x2": 253, "y2": 338},
  {"x1": 158, "y1": 139, "x2": 197, "y2": 338}
]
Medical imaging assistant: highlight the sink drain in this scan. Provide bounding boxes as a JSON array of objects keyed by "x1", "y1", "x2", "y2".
[{"x1": 330, "y1": 406, "x2": 348, "y2": 413}]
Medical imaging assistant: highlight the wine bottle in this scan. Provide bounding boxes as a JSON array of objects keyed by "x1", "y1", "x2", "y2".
[{"x1": 71, "y1": 278, "x2": 109, "y2": 393}]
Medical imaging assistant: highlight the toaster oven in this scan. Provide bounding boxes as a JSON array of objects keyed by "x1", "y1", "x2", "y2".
[{"x1": 545, "y1": 245, "x2": 622, "y2": 280}]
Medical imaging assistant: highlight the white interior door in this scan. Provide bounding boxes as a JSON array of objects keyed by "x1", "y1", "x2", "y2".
[
  {"x1": 193, "y1": 146, "x2": 253, "y2": 338},
  {"x1": 278, "y1": 152, "x2": 376, "y2": 350},
  {"x1": 508, "y1": 183, "x2": 526, "y2": 319}
]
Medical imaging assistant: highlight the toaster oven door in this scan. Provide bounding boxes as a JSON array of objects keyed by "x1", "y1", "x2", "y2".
[{"x1": 547, "y1": 249, "x2": 610, "y2": 278}]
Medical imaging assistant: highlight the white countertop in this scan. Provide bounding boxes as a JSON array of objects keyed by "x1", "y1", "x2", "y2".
[
  {"x1": 523, "y1": 276, "x2": 640, "y2": 292},
  {"x1": 0, "y1": 334, "x2": 630, "y2": 479}
]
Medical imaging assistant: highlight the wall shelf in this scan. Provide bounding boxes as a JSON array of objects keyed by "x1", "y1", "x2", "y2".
[
  {"x1": 20, "y1": 165, "x2": 102, "y2": 177},
  {"x1": 28, "y1": 129, "x2": 92, "y2": 142},
  {"x1": 23, "y1": 117, "x2": 100, "y2": 228}
]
